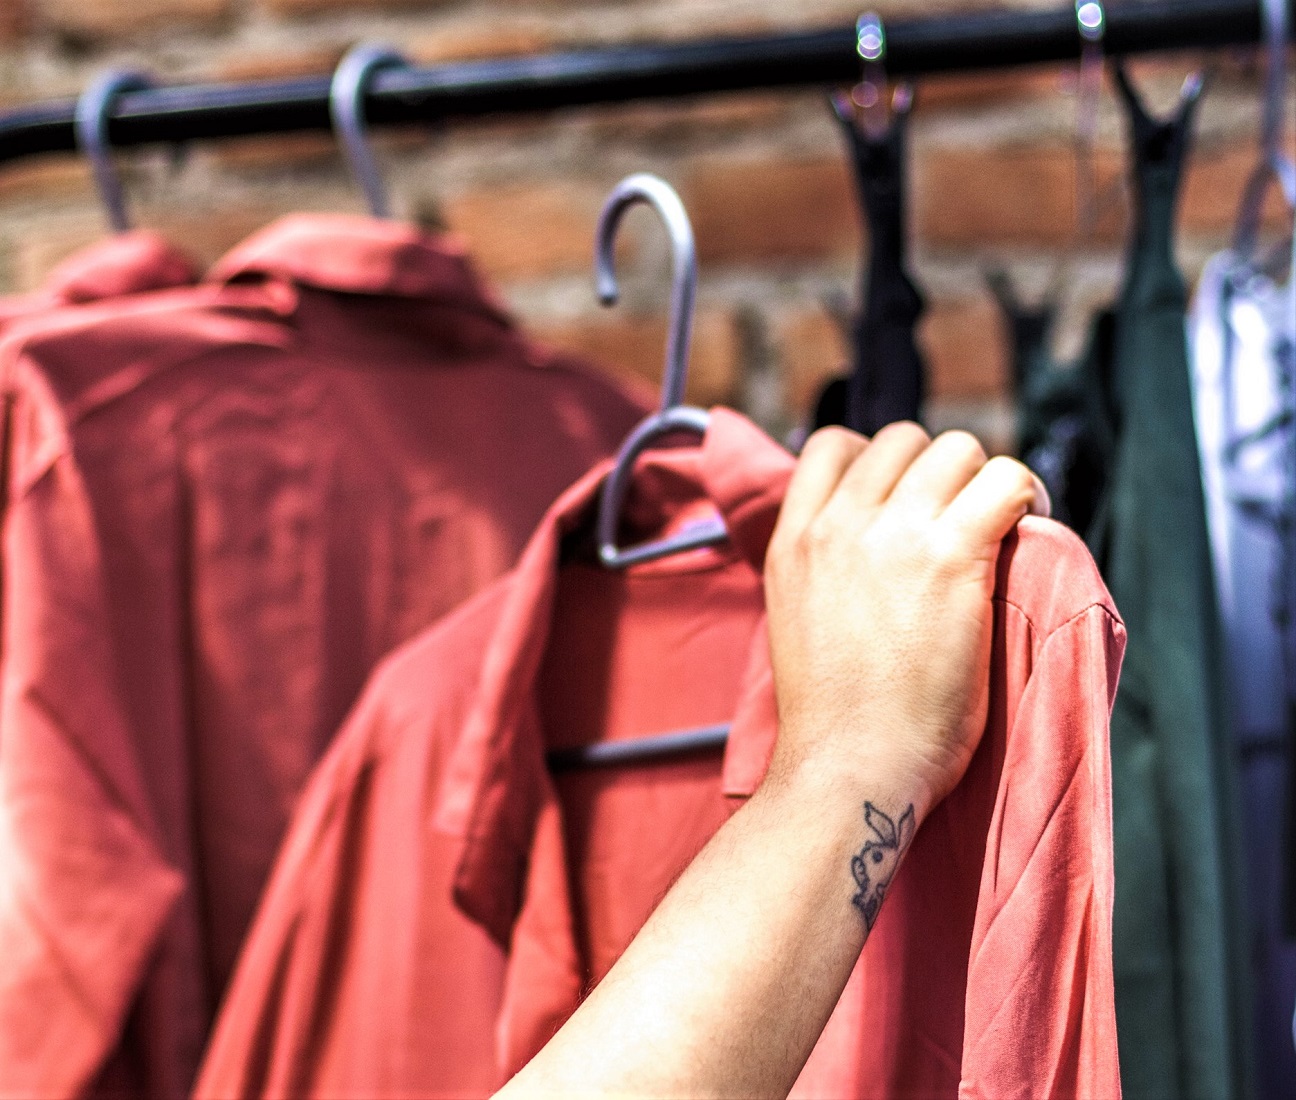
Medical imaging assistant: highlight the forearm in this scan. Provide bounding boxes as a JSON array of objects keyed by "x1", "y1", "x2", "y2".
[
  {"x1": 495, "y1": 752, "x2": 929, "y2": 1099},
  {"x1": 496, "y1": 425, "x2": 1043, "y2": 1097}
]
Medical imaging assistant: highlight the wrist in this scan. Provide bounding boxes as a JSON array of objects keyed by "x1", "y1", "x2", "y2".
[
  {"x1": 754, "y1": 737, "x2": 928, "y2": 936},
  {"x1": 762, "y1": 722, "x2": 938, "y2": 828}
]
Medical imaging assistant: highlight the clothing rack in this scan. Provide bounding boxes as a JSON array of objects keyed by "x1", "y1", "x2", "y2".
[{"x1": 0, "y1": 0, "x2": 1291, "y2": 168}]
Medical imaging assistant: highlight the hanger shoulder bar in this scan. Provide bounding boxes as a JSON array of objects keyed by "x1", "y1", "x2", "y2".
[
  {"x1": 1, "y1": 0, "x2": 1286, "y2": 167},
  {"x1": 547, "y1": 724, "x2": 730, "y2": 772}
]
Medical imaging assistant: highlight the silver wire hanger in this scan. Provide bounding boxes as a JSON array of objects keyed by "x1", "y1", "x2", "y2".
[
  {"x1": 1232, "y1": 0, "x2": 1295, "y2": 265},
  {"x1": 1040, "y1": 0, "x2": 1116, "y2": 301},
  {"x1": 330, "y1": 43, "x2": 409, "y2": 219},
  {"x1": 593, "y1": 173, "x2": 729, "y2": 569},
  {"x1": 1073, "y1": 0, "x2": 1106, "y2": 241},
  {"x1": 979, "y1": 3, "x2": 1105, "y2": 333},
  {"x1": 548, "y1": 173, "x2": 732, "y2": 772},
  {"x1": 75, "y1": 70, "x2": 155, "y2": 234}
]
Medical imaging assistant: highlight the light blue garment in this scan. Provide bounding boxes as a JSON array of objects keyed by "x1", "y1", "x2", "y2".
[{"x1": 1190, "y1": 248, "x2": 1296, "y2": 1100}]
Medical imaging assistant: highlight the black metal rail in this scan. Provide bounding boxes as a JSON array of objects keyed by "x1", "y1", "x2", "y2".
[{"x1": 0, "y1": 0, "x2": 1289, "y2": 167}]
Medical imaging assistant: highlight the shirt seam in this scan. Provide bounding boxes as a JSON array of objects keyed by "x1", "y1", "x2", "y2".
[{"x1": 993, "y1": 594, "x2": 1120, "y2": 643}]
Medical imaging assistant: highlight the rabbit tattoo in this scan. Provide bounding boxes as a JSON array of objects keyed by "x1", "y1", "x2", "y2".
[{"x1": 850, "y1": 802, "x2": 915, "y2": 930}]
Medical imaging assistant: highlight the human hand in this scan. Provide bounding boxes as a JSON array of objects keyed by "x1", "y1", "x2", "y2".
[{"x1": 763, "y1": 422, "x2": 1049, "y2": 819}]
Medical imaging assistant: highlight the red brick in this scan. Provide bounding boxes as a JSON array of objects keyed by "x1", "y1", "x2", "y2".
[
  {"x1": 442, "y1": 182, "x2": 610, "y2": 283},
  {"x1": 11, "y1": 219, "x2": 114, "y2": 291},
  {"x1": 209, "y1": 132, "x2": 341, "y2": 173},
  {"x1": 915, "y1": 143, "x2": 1126, "y2": 248},
  {"x1": 917, "y1": 68, "x2": 1065, "y2": 112},
  {"x1": 922, "y1": 296, "x2": 1009, "y2": 400},
  {"x1": 259, "y1": 0, "x2": 452, "y2": 15},
  {"x1": 770, "y1": 308, "x2": 849, "y2": 424},
  {"x1": 0, "y1": 156, "x2": 93, "y2": 203},
  {"x1": 529, "y1": 308, "x2": 742, "y2": 408},
  {"x1": 0, "y1": 0, "x2": 27, "y2": 41},
  {"x1": 213, "y1": 48, "x2": 344, "y2": 83},
  {"x1": 425, "y1": 94, "x2": 788, "y2": 157},
  {"x1": 35, "y1": 0, "x2": 231, "y2": 39},
  {"x1": 1182, "y1": 139, "x2": 1296, "y2": 237},
  {"x1": 409, "y1": 24, "x2": 555, "y2": 64},
  {"x1": 682, "y1": 156, "x2": 857, "y2": 266},
  {"x1": 917, "y1": 133, "x2": 1294, "y2": 251},
  {"x1": 584, "y1": 94, "x2": 789, "y2": 144}
]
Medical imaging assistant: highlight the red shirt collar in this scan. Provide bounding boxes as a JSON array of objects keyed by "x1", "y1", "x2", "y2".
[
  {"x1": 205, "y1": 214, "x2": 514, "y2": 324},
  {"x1": 432, "y1": 407, "x2": 792, "y2": 944},
  {"x1": 15, "y1": 231, "x2": 198, "y2": 308}
]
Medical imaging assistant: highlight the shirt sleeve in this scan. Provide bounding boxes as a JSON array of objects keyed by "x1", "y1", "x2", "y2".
[{"x1": 959, "y1": 603, "x2": 1126, "y2": 1100}]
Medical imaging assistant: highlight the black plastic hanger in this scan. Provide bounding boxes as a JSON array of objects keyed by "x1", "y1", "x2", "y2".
[{"x1": 813, "y1": 12, "x2": 926, "y2": 435}]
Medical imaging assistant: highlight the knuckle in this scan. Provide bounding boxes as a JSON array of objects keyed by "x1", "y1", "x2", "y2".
[
  {"x1": 935, "y1": 429, "x2": 987, "y2": 466},
  {"x1": 872, "y1": 419, "x2": 930, "y2": 451},
  {"x1": 802, "y1": 425, "x2": 864, "y2": 460},
  {"x1": 925, "y1": 524, "x2": 967, "y2": 569},
  {"x1": 986, "y1": 455, "x2": 1033, "y2": 491},
  {"x1": 802, "y1": 513, "x2": 838, "y2": 554}
]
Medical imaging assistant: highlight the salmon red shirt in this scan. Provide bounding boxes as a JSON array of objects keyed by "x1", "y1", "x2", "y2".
[
  {"x1": 196, "y1": 408, "x2": 1126, "y2": 1099},
  {"x1": 0, "y1": 216, "x2": 648, "y2": 1097}
]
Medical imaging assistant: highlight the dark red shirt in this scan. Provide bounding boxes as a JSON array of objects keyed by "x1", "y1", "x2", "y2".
[{"x1": 0, "y1": 215, "x2": 647, "y2": 1097}]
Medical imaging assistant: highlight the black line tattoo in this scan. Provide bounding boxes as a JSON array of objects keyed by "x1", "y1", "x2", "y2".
[{"x1": 850, "y1": 802, "x2": 916, "y2": 931}]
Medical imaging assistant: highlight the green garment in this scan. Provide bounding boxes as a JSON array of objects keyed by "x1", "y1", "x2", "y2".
[{"x1": 1095, "y1": 69, "x2": 1252, "y2": 1100}]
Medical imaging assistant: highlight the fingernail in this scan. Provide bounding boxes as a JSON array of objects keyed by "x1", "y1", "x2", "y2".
[{"x1": 1030, "y1": 476, "x2": 1052, "y2": 518}]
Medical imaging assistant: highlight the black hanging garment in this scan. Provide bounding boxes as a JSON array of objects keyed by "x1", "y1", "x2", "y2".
[
  {"x1": 989, "y1": 270, "x2": 1118, "y2": 534},
  {"x1": 1097, "y1": 66, "x2": 1253, "y2": 1100},
  {"x1": 813, "y1": 100, "x2": 926, "y2": 434}
]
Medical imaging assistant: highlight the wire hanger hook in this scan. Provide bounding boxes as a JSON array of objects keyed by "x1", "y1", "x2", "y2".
[
  {"x1": 592, "y1": 173, "x2": 727, "y2": 569},
  {"x1": 1073, "y1": 0, "x2": 1106, "y2": 238},
  {"x1": 1075, "y1": 0, "x2": 1105, "y2": 44},
  {"x1": 594, "y1": 172, "x2": 698, "y2": 412},
  {"x1": 1232, "y1": 0, "x2": 1295, "y2": 258},
  {"x1": 330, "y1": 43, "x2": 409, "y2": 219},
  {"x1": 855, "y1": 11, "x2": 887, "y2": 119},
  {"x1": 75, "y1": 70, "x2": 155, "y2": 234}
]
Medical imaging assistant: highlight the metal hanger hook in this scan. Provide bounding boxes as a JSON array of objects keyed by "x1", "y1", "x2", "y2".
[
  {"x1": 1258, "y1": 0, "x2": 1289, "y2": 159},
  {"x1": 849, "y1": 12, "x2": 892, "y2": 138},
  {"x1": 594, "y1": 173, "x2": 698, "y2": 411},
  {"x1": 330, "y1": 43, "x2": 409, "y2": 219},
  {"x1": 1232, "y1": 0, "x2": 1295, "y2": 256},
  {"x1": 1075, "y1": 0, "x2": 1105, "y2": 44},
  {"x1": 1073, "y1": 0, "x2": 1106, "y2": 239},
  {"x1": 75, "y1": 70, "x2": 155, "y2": 234}
]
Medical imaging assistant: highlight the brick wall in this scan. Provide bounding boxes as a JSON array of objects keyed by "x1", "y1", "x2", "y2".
[{"x1": 0, "y1": 0, "x2": 1290, "y2": 447}]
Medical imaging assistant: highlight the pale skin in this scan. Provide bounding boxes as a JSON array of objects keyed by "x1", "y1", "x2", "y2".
[{"x1": 496, "y1": 421, "x2": 1050, "y2": 1100}]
